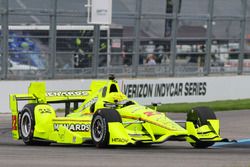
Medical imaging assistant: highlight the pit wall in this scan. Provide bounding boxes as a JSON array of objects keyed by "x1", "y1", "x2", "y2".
[{"x1": 1, "y1": 75, "x2": 250, "y2": 113}]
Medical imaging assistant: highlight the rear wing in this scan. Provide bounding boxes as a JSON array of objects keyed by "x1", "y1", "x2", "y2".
[{"x1": 10, "y1": 81, "x2": 91, "y2": 113}]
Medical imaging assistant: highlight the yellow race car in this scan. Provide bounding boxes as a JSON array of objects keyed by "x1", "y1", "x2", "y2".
[{"x1": 10, "y1": 75, "x2": 228, "y2": 148}]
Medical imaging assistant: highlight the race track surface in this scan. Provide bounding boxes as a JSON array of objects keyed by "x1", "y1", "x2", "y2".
[{"x1": 1, "y1": 110, "x2": 250, "y2": 167}]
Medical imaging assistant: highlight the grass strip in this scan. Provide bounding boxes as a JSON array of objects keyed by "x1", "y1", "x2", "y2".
[{"x1": 150, "y1": 99, "x2": 250, "y2": 113}]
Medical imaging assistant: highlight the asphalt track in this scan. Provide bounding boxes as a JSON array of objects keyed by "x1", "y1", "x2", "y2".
[{"x1": 1, "y1": 110, "x2": 250, "y2": 167}]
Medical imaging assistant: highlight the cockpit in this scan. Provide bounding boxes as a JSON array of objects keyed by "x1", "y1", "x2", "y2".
[{"x1": 101, "y1": 82, "x2": 135, "y2": 109}]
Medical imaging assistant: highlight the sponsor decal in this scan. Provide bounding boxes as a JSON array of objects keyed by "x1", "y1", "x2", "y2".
[
  {"x1": 184, "y1": 82, "x2": 206, "y2": 96},
  {"x1": 144, "y1": 111, "x2": 161, "y2": 117},
  {"x1": 112, "y1": 138, "x2": 128, "y2": 143},
  {"x1": 54, "y1": 123, "x2": 90, "y2": 132},
  {"x1": 198, "y1": 133, "x2": 212, "y2": 137},
  {"x1": 38, "y1": 108, "x2": 52, "y2": 114},
  {"x1": 124, "y1": 84, "x2": 153, "y2": 98},
  {"x1": 96, "y1": 9, "x2": 108, "y2": 16},
  {"x1": 81, "y1": 97, "x2": 98, "y2": 110},
  {"x1": 72, "y1": 136, "x2": 76, "y2": 143},
  {"x1": 58, "y1": 133, "x2": 65, "y2": 140},
  {"x1": 154, "y1": 83, "x2": 183, "y2": 97},
  {"x1": 123, "y1": 82, "x2": 207, "y2": 98},
  {"x1": 46, "y1": 90, "x2": 88, "y2": 97},
  {"x1": 12, "y1": 115, "x2": 17, "y2": 130}
]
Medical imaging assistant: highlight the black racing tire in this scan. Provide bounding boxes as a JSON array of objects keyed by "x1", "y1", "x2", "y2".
[
  {"x1": 190, "y1": 141, "x2": 215, "y2": 149},
  {"x1": 91, "y1": 108, "x2": 122, "y2": 148},
  {"x1": 187, "y1": 106, "x2": 216, "y2": 127},
  {"x1": 19, "y1": 104, "x2": 51, "y2": 146},
  {"x1": 187, "y1": 106, "x2": 217, "y2": 148}
]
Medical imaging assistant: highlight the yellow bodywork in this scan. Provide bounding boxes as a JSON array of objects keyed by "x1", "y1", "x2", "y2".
[{"x1": 10, "y1": 79, "x2": 224, "y2": 146}]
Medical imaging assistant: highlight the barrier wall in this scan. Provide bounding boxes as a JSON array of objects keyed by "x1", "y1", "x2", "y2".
[
  {"x1": 120, "y1": 76, "x2": 250, "y2": 105},
  {"x1": 1, "y1": 75, "x2": 250, "y2": 113}
]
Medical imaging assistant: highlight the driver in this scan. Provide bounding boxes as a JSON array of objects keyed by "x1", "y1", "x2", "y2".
[{"x1": 105, "y1": 92, "x2": 127, "y2": 103}]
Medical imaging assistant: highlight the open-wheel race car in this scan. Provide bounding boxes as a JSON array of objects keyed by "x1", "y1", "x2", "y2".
[{"x1": 10, "y1": 75, "x2": 228, "y2": 148}]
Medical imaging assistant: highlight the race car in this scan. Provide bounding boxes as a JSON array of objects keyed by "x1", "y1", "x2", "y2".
[{"x1": 10, "y1": 75, "x2": 228, "y2": 148}]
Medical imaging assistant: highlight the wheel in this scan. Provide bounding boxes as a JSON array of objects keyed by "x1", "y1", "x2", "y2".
[
  {"x1": 187, "y1": 106, "x2": 217, "y2": 148},
  {"x1": 190, "y1": 141, "x2": 215, "y2": 149},
  {"x1": 91, "y1": 109, "x2": 122, "y2": 148},
  {"x1": 187, "y1": 106, "x2": 216, "y2": 127},
  {"x1": 19, "y1": 104, "x2": 50, "y2": 146}
]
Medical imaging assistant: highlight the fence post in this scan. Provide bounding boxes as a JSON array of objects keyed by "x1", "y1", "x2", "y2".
[
  {"x1": 49, "y1": 0, "x2": 57, "y2": 79},
  {"x1": 169, "y1": 0, "x2": 179, "y2": 77},
  {"x1": 132, "y1": 0, "x2": 142, "y2": 78},
  {"x1": 92, "y1": 25, "x2": 100, "y2": 78},
  {"x1": 238, "y1": 0, "x2": 247, "y2": 75},
  {"x1": 1, "y1": 0, "x2": 8, "y2": 79},
  {"x1": 204, "y1": 0, "x2": 214, "y2": 76}
]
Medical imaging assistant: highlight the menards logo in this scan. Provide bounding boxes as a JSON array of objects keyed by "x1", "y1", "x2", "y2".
[
  {"x1": 54, "y1": 123, "x2": 90, "y2": 132},
  {"x1": 112, "y1": 138, "x2": 129, "y2": 143}
]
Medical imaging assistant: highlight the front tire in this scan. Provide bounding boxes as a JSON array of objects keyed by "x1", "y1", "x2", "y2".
[
  {"x1": 187, "y1": 106, "x2": 217, "y2": 148},
  {"x1": 91, "y1": 109, "x2": 121, "y2": 148}
]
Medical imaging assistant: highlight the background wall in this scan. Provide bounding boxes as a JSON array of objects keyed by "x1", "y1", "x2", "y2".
[
  {"x1": 1, "y1": 75, "x2": 250, "y2": 113},
  {"x1": 120, "y1": 76, "x2": 250, "y2": 104}
]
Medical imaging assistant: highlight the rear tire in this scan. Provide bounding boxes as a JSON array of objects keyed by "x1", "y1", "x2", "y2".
[
  {"x1": 187, "y1": 106, "x2": 216, "y2": 148},
  {"x1": 91, "y1": 109, "x2": 122, "y2": 148},
  {"x1": 19, "y1": 104, "x2": 51, "y2": 146}
]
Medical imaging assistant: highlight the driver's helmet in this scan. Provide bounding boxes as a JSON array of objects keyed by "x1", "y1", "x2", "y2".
[{"x1": 105, "y1": 92, "x2": 127, "y2": 103}]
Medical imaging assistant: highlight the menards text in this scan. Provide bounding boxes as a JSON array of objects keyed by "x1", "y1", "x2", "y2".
[{"x1": 54, "y1": 123, "x2": 90, "y2": 132}]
